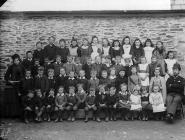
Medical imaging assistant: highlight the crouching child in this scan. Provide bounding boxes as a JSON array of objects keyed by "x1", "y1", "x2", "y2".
[
  {"x1": 34, "y1": 89, "x2": 45, "y2": 122},
  {"x1": 66, "y1": 86, "x2": 78, "y2": 122},
  {"x1": 130, "y1": 87, "x2": 142, "y2": 120},
  {"x1": 22, "y1": 90, "x2": 35, "y2": 123},
  {"x1": 84, "y1": 87, "x2": 97, "y2": 122},
  {"x1": 117, "y1": 84, "x2": 131, "y2": 120},
  {"x1": 55, "y1": 86, "x2": 67, "y2": 122},
  {"x1": 44, "y1": 89, "x2": 55, "y2": 122},
  {"x1": 106, "y1": 86, "x2": 118, "y2": 121},
  {"x1": 96, "y1": 85, "x2": 109, "y2": 122},
  {"x1": 149, "y1": 85, "x2": 166, "y2": 120}
]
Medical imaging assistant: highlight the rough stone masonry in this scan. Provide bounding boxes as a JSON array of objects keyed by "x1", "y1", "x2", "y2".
[{"x1": 0, "y1": 12, "x2": 185, "y2": 81}]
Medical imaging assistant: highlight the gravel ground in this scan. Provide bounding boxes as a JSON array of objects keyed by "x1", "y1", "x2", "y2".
[{"x1": 1, "y1": 119, "x2": 185, "y2": 140}]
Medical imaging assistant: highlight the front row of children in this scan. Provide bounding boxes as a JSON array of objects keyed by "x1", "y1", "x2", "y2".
[{"x1": 22, "y1": 82, "x2": 166, "y2": 123}]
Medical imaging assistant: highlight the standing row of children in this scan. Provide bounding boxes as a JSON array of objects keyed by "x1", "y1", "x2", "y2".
[{"x1": 4, "y1": 36, "x2": 179, "y2": 123}]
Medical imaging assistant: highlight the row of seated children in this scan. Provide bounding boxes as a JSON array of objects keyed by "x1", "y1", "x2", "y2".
[
  {"x1": 22, "y1": 81, "x2": 166, "y2": 124},
  {"x1": 17, "y1": 55, "x2": 168, "y2": 97},
  {"x1": 21, "y1": 47, "x2": 176, "y2": 80}
]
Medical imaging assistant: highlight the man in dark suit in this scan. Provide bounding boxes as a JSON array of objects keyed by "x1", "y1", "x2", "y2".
[{"x1": 166, "y1": 63, "x2": 185, "y2": 122}]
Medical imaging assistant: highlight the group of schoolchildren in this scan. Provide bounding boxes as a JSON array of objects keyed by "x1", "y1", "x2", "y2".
[{"x1": 4, "y1": 36, "x2": 181, "y2": 123}]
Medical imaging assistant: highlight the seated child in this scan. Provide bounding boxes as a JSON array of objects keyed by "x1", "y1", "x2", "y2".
[
  {"x1": 141, "y1": 86, "x2": 151, "y2": 121},
  {"x1": 128, "y1": 65, "x2": 141, "y2": 92},
  {"x1": 149, "y1": 85, "x2": 166, "y2": 120},
  {"x1": 65, "y1": 71, "x2": 77, "y2": 91},
  {"x1": 44, "y1": 88, "x2": 55, "y2": 122},
  {"x1": 47, "y1": 68, "x2": 56, "y2": 92},
  {"x1": 53, "y1": 55, "x2": 63, "y2": 77},
  {"x1": 99, "y1": 70, "x2": 110, "y2": 88},
  {"x1": 138, "y1": 56, "x2": 149, "y2": 87},
  {"x1": 76, "y1": 84, "x2": 87, "y2": 111},
  {"x1": 117, "y1": 83, "x2": 130, "y2": 120},
  {"x1": 88, "y1": 70, "x2": 99, "y2": 91},
  {"x1": 91, "y1": 56, "x2": 102, "y2": 78},
  {"x1": 109, "y1": 68, "x2": 117, "y2": 87},
  {"x1": 63, "y1": 55, "x2": 75, "y2": 75},
  {"x1": 66, "y1": 86, "x2": 78, "y2": 122},
  {"x1": 82, "y1": 57, "x2": 93, "y2": 79},
  {"x1": 22, "y1": 90, "x2": 35, "y2": 123},
  {"x1": 130, "y1": 87, "x2": 142, "y2": 120},
  {"x1": 106, "y1": 86, "x2": 117, "y2": 121},
  {"x1": 34, "y1": 89, "x2": 45, "y2": 122},
  {"x1": 115, "y1": 68, "x2": 128, "y2": 91},
  {"x1": 96, "y1": 85, "x2": 108, "y2": 122},
  {"x1": 101, "y1": 55, "x2": 112, "y2": 73},
  {"x1": 77, "y1": 70, "x2": 88, "y2": 92},
  {"x1": 55, "y1": 67, "x2": 68, "y2": 91},
  {"x1": 85, "y1": 87, "x2": 97, "y2": 122},
  {"x1": 55, "y1": 86, "x2": 67, "y2": 122},
  {"x1": 20, "y1": 69, "x2": 34, "y2": 97},
  {"x1": 74, "y1": 57, "x2": 82, "y2": 77},
  {"x1": 113, "y1": 56, "x2": 124, "y2": 76},
  {"x1": 43, "y1": 57, "x2": 54, "y2": 76},
  {"x1": 34, "y1": 66, "x2": 49, "y2": 96}
]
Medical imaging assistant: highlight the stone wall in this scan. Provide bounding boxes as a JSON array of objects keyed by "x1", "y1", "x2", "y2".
[
  {"x1": 171, "y1": 0, "x2": 185, "y2": 9},
  {"x1": 0, "y1": 12, "x2": 185, "y2": 81}
]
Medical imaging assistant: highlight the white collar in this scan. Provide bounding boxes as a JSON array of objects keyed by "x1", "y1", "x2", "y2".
[
  {"x1": 109, "y1": 75, "x2": 116, "y2": 79},
  {"x1": 55, "y1": 62, "x2": 61, "y2": 65},
  {"x1": 57, "y1": 93, "x2": 65, "y2": 96},
  {"x1": 48, "y1": 76, "x2": 54, "y2": 79},
  {"x1": 82, "y1": 45, "x2": 89, "y2": 49},
  {"x1": 91, "y1": 77, "x2": 97, "y2": 80},
  {"x1": 25, "y1": 76, "x2": 31, "y2": 79},
  {"x1": 59, "y1": 74, "x2": 66, "y2": 77},
  {"x1": 79, "y1": 77, "x2": 86, "y2": 79},
  {"x1": 69, "y1": 77, "x2": 75, "y2": 80}
]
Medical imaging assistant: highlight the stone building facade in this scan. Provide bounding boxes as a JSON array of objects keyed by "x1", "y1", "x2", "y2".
[{"x1": 0, "y1": 11, "x2": 185, "y2": 81}]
